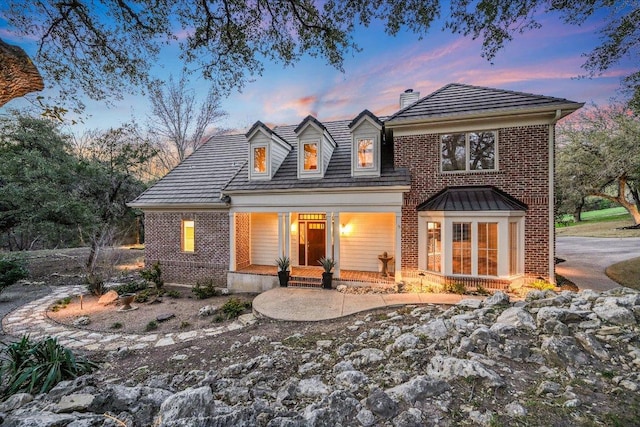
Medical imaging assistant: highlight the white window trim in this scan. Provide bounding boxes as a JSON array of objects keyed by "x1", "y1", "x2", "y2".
[
  {"x1": 418, "y1": 211, "x2": 524, "y2": 279},
  {"x1": 298, "y1": 139, "x2": 322, "y2": 179},
  {"x1": 250, "y1": 144, "x2": 269, "y2": 180},
  {"x1": 440, "y1": 130, "x2": 498, "y2": 173}
]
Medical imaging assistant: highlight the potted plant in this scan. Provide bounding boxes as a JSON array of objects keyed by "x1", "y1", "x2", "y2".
[
  {"x1": 318, "y1": 257, "x2": 336, "y2": 289},
  {"x1": 275, "y1": 256, "x2": 290, "y2": 287}
]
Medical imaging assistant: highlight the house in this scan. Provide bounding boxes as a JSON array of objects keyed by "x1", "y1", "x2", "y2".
[{"x1": 129, "y1": 83, "x2": 583, "y2": 292}]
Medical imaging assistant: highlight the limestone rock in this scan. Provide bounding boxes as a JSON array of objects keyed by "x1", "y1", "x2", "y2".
[
  {"x1": 56, "y1": 393, "x2": 95, "y2": 413},
  {"x1": 157, "y1": 386, "x2": 216, "y2": 424},
  {"x1": 366, "y1": 388, "x2": 398, "y2": 419},
  {"x1": 72, "y1": 316, "x2": 91, "y2": 327},
  {"x1": 485, "y1": 291, "x2": 510, "y2": 306},
  {"x1": 98, "y1": 290, "x2": 119, "y2": 305},
  {"x1": 495, "y1": 306, "x2": 536, "y2": 330},
  {"x1": 156, "y1": 313, "x2": 175, "y2": 322},
  {"x1": 427, "y1": 355, "x2": 504, "y2": 387}
]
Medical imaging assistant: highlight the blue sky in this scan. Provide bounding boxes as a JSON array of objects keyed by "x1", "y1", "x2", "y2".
[{"x1": 0, "y1": 7, "x2": 633, "y2": 133}]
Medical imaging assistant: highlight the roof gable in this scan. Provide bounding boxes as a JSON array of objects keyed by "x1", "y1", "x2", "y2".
[{"x1": 386, "y1": 83, "x2": 583, "y2": 124}]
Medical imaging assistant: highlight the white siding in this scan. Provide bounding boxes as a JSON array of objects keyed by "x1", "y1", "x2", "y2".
[
  {"x1": 250, "y1": 213, "x2": 279, "y2": 265},
  {"x1": 339, "y1": 213, "x2": 395, "y2": 272},
  {"x1": 322, "y1": 134, "x2": 333, "y2": 175},
  {"x1": 271, "y1": 139, "x2": 289, "y2": 177}
]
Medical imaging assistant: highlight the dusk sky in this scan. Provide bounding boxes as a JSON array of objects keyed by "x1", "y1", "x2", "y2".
[{"x1": 0, "y1": 7, "x2": 633, "y2": 133}]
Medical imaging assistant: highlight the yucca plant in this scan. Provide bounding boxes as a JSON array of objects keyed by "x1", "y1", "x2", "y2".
[{"x1": 0, "y1": 335, "x2": 99, "y2": 396}]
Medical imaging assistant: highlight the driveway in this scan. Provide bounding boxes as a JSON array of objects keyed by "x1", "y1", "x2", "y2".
[{"x1": 556, "y1": 236, "x2": 640, "y2": 291}]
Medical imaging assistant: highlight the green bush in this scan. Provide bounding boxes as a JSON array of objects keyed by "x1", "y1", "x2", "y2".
[
  {"x1": 0, "y1": 255, "x2": 28, "y2": 293},
  {"x1": 140, "y1": 261, "x2": 164, "y2": 290},
  {"x1": 145, "y1": 321, "x2": 158, "y2": 331},
  {"x1": 85, "y1": 273, "x2": 106, "y2": 297},
  {"x1": 192, "y1": 279, "x2": 221, "y2": 299},
  {"x1": 221, "y1": 297, "x2": 251, "y2": 319},
  {"x1": 445, "y1": 282, "x2": 466, "y2": 295},
  {"x1": 529, "y1": 279, "x2": 556, "y2": 291},
  {"x1": 0, "y1": 335, "x2": 98, "y2": 396},
  {"x1": 115, "y1": 280, "x2": 148, "y2": 295}
]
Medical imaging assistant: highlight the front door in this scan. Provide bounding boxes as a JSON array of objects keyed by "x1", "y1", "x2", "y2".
[{"x1": 298, "y1": 221, "x2": 326, "y2": 266}]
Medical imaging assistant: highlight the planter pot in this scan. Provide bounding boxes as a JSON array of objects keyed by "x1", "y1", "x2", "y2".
[
  {"x1": 278, "y1": 271, "x2": 290, "y2": 287},
  {"x1": 322, "y1": 272, "x2": 333, "y2": 289}
]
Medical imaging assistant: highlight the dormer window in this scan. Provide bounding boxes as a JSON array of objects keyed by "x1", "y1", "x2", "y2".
[
  {"x1": 246, "y1": 120, "x2": 292, "y2": 181},
  {"x1": 253, "y1": 146, "x2": 267, "y2": 173},
  {"x1": 303, "y1": 142, "x2": 318, "y2": 170},
  {"x1": 295, "y1": 116, "x2": 336, "y2": 179},
  {"x1": 357, "y1": 138, "x2": 374, "y2": 169},
  {"x1": 349, "y1": 110, "x2": 383, "y2": 177}
]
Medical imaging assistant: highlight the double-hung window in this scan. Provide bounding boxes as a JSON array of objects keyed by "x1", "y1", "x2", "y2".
[
  {"x1": 303, "y1": 142, "x2": 318, "y2": 171},
  {"x1": 253, "y1": 146, "x2": 267, "y2": 174},
  {"x1": 441, "y1": 131, "x2": 496, "y2": 172},
  {"x1": 182, "y1": 220, "x2": 195, "y2": 252}
]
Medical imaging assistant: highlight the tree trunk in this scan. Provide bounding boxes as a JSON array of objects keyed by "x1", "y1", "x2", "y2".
[
  {"x1": 573, "y1": 198, "x2": 584, "y2": 222},
  {"x1": 595, "y1": 176, "x2": 640, "y2": 225}
]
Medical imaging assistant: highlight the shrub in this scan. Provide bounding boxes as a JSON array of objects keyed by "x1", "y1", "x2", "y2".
[
  {"x1": 115, "y1": 280, "x2": 148, "y2": 295},
  {"x1": 529, "y1": 279, "x2": 556, "y2": 291},
  {"x1": 165, "y1": 289, "x2": 181, "y2": 299},
  {"x1": 445, "y1": 282, "x2": 466, "y2": 295},
  {"x1": 0, "y1": 255, "x2": 28, "y2": 293},
  {"x1": 85, "y1": 273, "x2": 106, "y2": 296},
  {"x1": 0, "y1": 335, "x2": 98, "y2": 396},
  {"x1": 110, "y1": 322, "x2": 123, "y2": 330},
  {"x1": 221, "y1": 297, "x2": 251, "y2": 320},
  {"x1": 192, "y1": 279, "x2": 221, "y2": 299},
  {"x1": 140, "y1": 261, "x2": 164, "y2": 290},
  {"x1": 145, "y1": 321, "x2": 158, "y2": 331}
]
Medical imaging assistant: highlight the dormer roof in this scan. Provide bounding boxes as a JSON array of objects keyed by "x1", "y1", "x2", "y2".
[
  {"x1": 245, "y1": 120, "x2": 291, "y2": 148},
  {"x1": 294, "y1": 115, "x2": 327, "y2": 135},
  {"x1": 348, "y1": 109, "x2": 383, "y2": 129}
]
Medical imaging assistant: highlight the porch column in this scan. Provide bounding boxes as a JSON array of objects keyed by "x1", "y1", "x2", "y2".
[
  {"x1": 333, "y1": 212, "x2": 340, "y2": 278},
  {"x1": 277, "y1": 213, "x2": 285, "y2": 257},
  {"x1": 284, "y1": 212, "x2": 291, "y2": 261},
  {"x1": 394, "y1": 212, "x2": 402, "y2": 281},
  {"x1": 229, "y1": 212, "x2": 236, "y2": 271},
  {"x1": 325, "y1": 211, "x2": 333, "y2": 261}
]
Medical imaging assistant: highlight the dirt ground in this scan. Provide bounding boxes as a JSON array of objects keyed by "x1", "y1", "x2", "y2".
[{"x1": 46, "y1": 286, "x2": 255, "y2": 334}]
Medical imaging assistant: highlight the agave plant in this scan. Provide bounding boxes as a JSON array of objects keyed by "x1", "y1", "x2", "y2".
[
  {"x1": 318, "y1": 257, "x2": 336, "y2": 273},
  {"x1": 0, "y1": 335, "x2": 99, "y2": 396}
]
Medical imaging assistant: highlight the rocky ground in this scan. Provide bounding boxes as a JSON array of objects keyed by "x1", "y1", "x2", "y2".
[{"x1": 1, "y1": 284, "x2": 640, "y2": 426}]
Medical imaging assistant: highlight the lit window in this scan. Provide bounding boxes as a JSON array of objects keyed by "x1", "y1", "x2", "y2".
[
  {"x1": 452, "y1": 222, "x2": 471, "y2": 274},
  {"x1": 253, "y1": 146, "x2": 266, "y2": 173},
  {"x1": 182, "y1": 220, "x2": 195, "y2": 252},
  {"x1": 303, "y1": 143, "x2": 318, "y2": 170},
  {"x1": 478, "y1": 222, "x2": 498, "y2": 276},
  {"x1": 357, "y1": 138, "x2": 374, "y2": 168},
  {"x1": 442, "y1": 131, "x2": 496, "y2": 172},
  {"x1": 426, "y1": 222, "x2": 441, "y2": 272}
]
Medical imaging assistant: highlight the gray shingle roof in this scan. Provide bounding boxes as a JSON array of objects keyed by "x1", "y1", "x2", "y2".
[
  {"x1": 417, "y1": 186, "x2": 528, "y2": 212},
  {"x1": 224, "y1": 119, "x2": 410, "y2": 192},
  {"x1": 130, "y1": 119, "x2": 410, "y2": 207},
  {"x1": 386, "y1": 83, "x2": 583, "y2": 124},
  {"x1": 128, "y1": 134, "x2": 247, "y2": 207}
]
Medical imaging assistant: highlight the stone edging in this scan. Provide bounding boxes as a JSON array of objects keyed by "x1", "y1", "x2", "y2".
[{"x1": 1, "y1": 286, "x2": 254, "y2": 351}]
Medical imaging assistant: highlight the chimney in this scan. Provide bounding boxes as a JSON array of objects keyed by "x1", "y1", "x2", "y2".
[{"x1": 399, "y1": 88, "x2": 419, "y2": 109}]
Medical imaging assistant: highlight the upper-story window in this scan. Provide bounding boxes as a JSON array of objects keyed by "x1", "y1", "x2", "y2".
[
  {"x1": 357, "y1": 138, "x2": 374, "y2": 169},
  {"x1": 441, "y1": 131, "x2": 496, "y2": 172},
  {"x1": 253, "y1": 146, "x2": 267, "y2": 173},
  {"x1": 303, "y1": 142, "x2": 318, "y2": 171}
]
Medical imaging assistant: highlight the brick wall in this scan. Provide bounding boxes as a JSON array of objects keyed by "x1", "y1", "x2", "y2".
[
  {"x1": 144, "y1": 211, "x2": 229, "y2": 284},
  {"x1": 235, "y1": 213, "x2": 251, "y2": 269},
  {"x1": 395, "y1": 125, "x2": 552, "y2": 286}
]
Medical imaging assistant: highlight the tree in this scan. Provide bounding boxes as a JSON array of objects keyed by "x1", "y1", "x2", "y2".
[
  {"x1": 0, "y1": 38, "x2": 44, "y2": 106},
  {"x1": 556, "y1": 105, "x2": 640, "y2": 225},
  {"x1": 0, "y1": 115, "x2": 93, "y2": 250},
  {"x1": 1, "y1": 1, "x2": 638, "y2": 109},
  {"x1": 148, "y1": 74, "x2": 227, "y2": 168},
  {"x1": 74, "y1": 124, "x2": 157, "y2": 270}
]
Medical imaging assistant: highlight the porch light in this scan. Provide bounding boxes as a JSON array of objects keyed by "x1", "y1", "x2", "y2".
[
  {"x1": 340, "y1": 223, "x2": 352, "y2": 236},
  {"x1": 290, "y1": 222, "x2": 297, "y2": 235}
]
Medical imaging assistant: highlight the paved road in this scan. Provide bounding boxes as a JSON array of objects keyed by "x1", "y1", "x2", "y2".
[{"x1": 556, "y1": 236, "x2": 640, "y2": 291}]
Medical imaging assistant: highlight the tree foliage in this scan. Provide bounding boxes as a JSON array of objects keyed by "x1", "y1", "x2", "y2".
[
  {"x1": 0, "y1": 114, "x2": 155, "y2": 255},
  {"x1": 2, "y1": 1, "x2": 638, "y2": 109},
  {"x1": 556, "y1": 105, "x2": 640, "y2": 224},
  {"x1": 148, "y1": 74, "x2": 227, "y2": 169}
]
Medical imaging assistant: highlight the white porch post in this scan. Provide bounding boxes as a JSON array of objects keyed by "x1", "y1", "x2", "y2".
[
  {"x1": 333, "y1": 212, "x2": 340, "y2": 278},
  {"x1": 229, "y1": 212, "x2": 236, "y2": 271},
  {"x1": 284, "y1": 212, "x2": 291, "y2": 262},
  {"x1": 277, "y1": 213, "x2": 284, "y2": 257},
  {"x1": 325, "y1": 211, "x2": 333, "y2": 261},
  {"x1": 395, "y1": 212, "x2": 402, "y2": 281}
]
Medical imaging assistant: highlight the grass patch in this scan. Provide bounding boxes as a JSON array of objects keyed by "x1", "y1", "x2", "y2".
[{"x1": 605, "y1": 256, "x2": 640, "y2": 290}]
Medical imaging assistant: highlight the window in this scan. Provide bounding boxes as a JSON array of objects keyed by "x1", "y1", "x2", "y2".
[
  {"x1": 182, "y1": 220, "x2": 195, "y2": 252},
  {"x1": 253, "y1": 146, "x2": 266, "y2": 173},
  {"x1": 303, "y1": 142, "x2": 318, "y2": 170},
  {"x1": 478, "y1": 222, "x2": 498, "y2": 276},
  {"x1": 452, "y1": 222, "x2": 471, "y2": 274},
  {"x1": 509, "y1": 222, "x2": 519, "y2": 275},
  {"x1": 441, "y1": 131, "x2": 496, "y2": 172},
  {"x1": 357, "y1": 138, "x2": 374, "y2": 168},
  {"x1": 426, "y1": 222, "x2": 441, "y2": 272}
]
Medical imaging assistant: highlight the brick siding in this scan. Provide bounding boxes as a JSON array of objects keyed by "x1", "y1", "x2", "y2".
[
  {"x1": 394, "y1": 125, "x2": 552, "y2": 288},
  {"x1": 144, "y1": 211, "x2": 229, "y2": 284}
]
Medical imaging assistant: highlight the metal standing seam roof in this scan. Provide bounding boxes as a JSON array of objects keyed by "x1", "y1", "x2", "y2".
[
  {"x1": 386, "y1": 83, "x2": 583, "y2": 124},
  {"x1": 417, "y1": 186, "x2": 528, "y2": 212}
]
